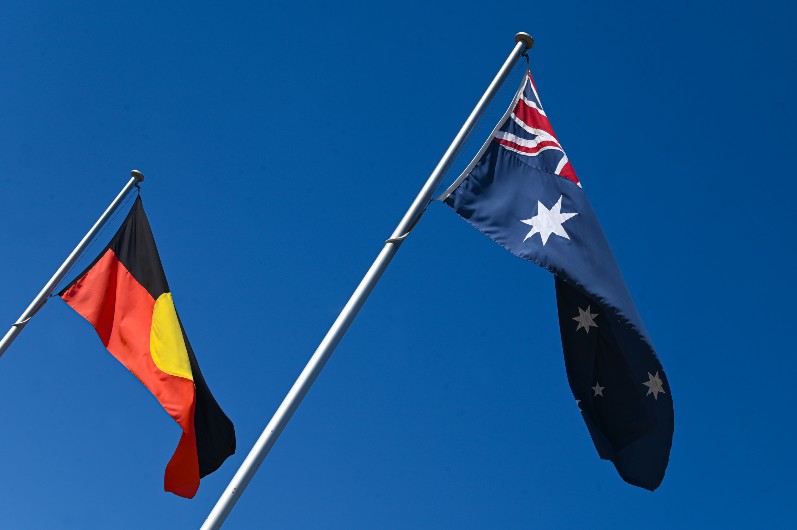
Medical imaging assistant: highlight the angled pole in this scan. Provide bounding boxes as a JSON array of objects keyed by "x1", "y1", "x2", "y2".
[
  {"x1": 201, "y1": 32, "x2": 535, "y2": 530},
  {"x1": 0, "y1": 170, "x2": 145, "y2": 359}
]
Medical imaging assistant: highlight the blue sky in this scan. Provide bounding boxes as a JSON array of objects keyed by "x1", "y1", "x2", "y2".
[{"x1": 1, "y1": 1, "x2": 795, "y2": 528}]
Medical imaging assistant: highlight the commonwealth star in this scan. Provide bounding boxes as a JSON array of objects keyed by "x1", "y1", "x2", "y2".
[{"x1": 520, "y1": 195, "x2": 578, "y2": 245}]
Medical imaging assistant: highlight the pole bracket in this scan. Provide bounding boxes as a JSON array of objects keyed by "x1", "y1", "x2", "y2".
[{"x1": 385, "y1": 233, "x2": 408, "y2": 244}]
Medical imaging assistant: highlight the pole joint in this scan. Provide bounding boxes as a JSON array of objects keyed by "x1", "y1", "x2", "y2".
[{"x1": 13, "y1": 299, "x2": 47, "y2": 327}]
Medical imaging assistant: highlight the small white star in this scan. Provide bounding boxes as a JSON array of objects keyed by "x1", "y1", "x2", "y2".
[
  {"x1": 573, "y1": 306, "x2": 599, "y2": 334},
  {"x1": 576, "y1": 399, "x2": 582, "y2": 411},
  {"x1": 643, "y1": 372, "x2": 666, "y2": 400},
  {"x1": 520, "y1": 195, "x2": 578, "y2": 245},
  {"x1": 592, "y1": 382, "x2": 604, "y2": 397}
]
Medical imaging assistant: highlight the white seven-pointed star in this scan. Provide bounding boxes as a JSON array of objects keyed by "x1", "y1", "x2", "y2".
[
  {"x1": 643, "y1": 372, "x2": 666, "y2": 400},
  {"x1": 592, "y1": 382, "x2": 604, "y2": 397},
  {"x1": 521, "y1": 195, "x2": 578, "y2": 245},
  {"x1": 573, "y1": 305, "x2": 599, "y2": 334}
]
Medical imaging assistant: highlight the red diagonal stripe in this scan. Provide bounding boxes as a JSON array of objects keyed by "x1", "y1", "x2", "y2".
[
  {"x1": 495, "y1": 137, "x2": 563, "y2": 156},
  {"x1": 514, "y1": 97, "x2": 557, "y2": 138}
]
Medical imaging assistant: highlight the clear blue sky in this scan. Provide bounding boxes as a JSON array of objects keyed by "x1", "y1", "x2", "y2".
[{"x1": 1, "y1": 1, "x2": 794, "y2": 528}]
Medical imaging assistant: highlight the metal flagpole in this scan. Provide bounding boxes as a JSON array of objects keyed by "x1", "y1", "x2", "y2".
[
  {"x1": 0, "y1": 169, "x2": 145, "y2": 359},
  {"x1": 201, "y1": 32, "x2": 534, "y2": 530}
]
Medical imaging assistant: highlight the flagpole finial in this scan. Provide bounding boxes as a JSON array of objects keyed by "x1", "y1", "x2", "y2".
[
  {"x1": 515, "y1": 32, "x2": 534, "y2": 50},
  {"x1": 130, "y1": 169, "x2": 145, "y2": 182}
]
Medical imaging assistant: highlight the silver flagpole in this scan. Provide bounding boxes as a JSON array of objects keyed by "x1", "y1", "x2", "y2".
[
  {"x1": 0, "y1": 170, "x2": 145, "y2": 359},
  {"x1": 201, "y1": 32, "x2": 534, "y2": 530}
]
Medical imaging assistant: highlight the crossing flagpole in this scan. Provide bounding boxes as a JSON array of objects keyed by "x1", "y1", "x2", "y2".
[
  {"x1": 201, "y1": 32, "x2": 535, "y2": 529},
  {"x1": 0, "y1": 170, "x2": 145, "y2": 359}
]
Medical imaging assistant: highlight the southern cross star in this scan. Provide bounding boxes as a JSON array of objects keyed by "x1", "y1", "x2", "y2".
[
  {"x1": 520, "y1": 195, "x2": 578, "y2": 245},
  {"x1": 573, "y1": 305, "x2": 598, "y2": 334},
  {"x1": 643, "y1": 371, "x2": 666, "y2": 400},
  {"x1": 592, "y1": 382, "x2": 604, "y2": 397}
]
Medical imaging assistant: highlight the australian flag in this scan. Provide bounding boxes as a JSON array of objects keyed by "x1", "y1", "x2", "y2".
[{"x1": 441, "y1": 69, "x2": 673, "y2": 490}]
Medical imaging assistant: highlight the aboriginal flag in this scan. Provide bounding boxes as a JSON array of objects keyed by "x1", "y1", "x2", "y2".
[{"x1": 59, "y1": 197, "x2": 235, "y2": 498}]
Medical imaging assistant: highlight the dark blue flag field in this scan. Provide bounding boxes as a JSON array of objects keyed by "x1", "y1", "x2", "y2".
[{"x1": 441, "y1": 68, "x2": 674, "y2": 490}]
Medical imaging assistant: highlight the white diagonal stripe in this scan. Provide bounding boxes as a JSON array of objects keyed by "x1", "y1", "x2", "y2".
[
  {"x1": 554, "y1": 154, "x2": 569, "y2": 175},
  {"x1": 494, "y1": 130, "x2": 563, "y2": 151},
  {"x1": 521, "y1": 95, "x2": 547, "y2": 116},
  {"x1": 509, "y1": 114, "x2": 561, "y2": 144}
]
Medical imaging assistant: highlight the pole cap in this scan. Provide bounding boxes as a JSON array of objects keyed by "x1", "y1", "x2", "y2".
[
  {"x1": 515, "y1": 32, "x2": 534, "y2": 50},
  {"x1": 131, "y1": 169, "x2": 145, "y2": 182}
]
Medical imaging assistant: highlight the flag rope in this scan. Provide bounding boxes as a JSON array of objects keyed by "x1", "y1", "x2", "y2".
[
  {"x1": 0, "y1": 170, "x2": 144, "y2": 359},
  {"x1": 430, "y1": 59, "x2": 528, "y2": 201},
  {"x1": 49, "y1": 185, "x2": 139, "y2": 295}
]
